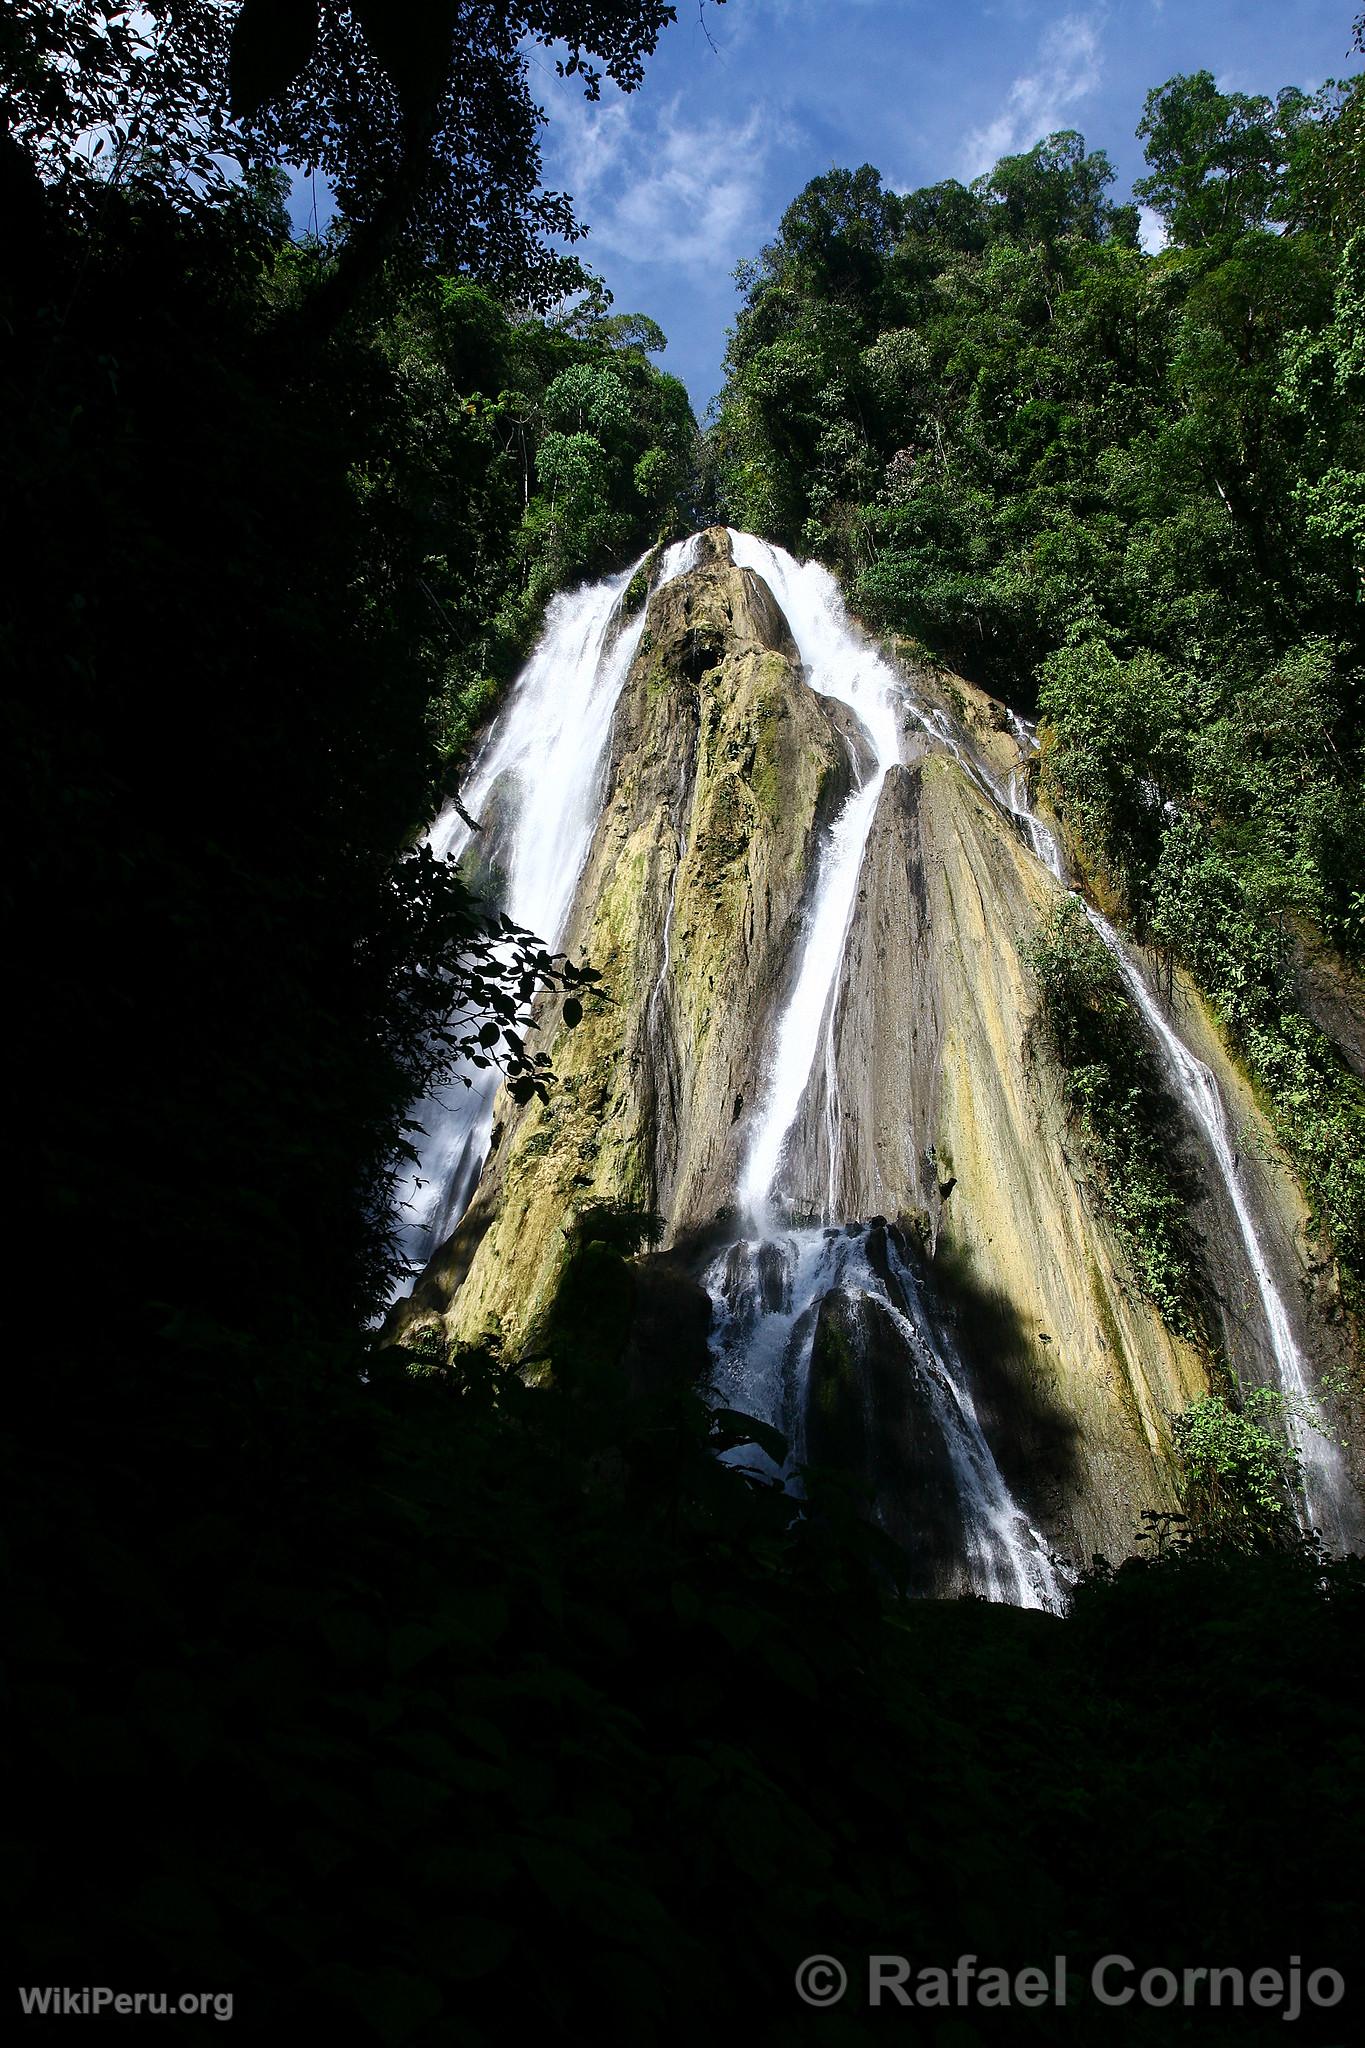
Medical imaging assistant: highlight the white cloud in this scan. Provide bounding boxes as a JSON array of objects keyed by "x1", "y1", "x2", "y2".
[
  {"x1": 544, "y1": 89, "x2": 791, "y2": 275},
  {"x1": 724, "y1": 0, "x2": 880, "y2": 33},
  {"x1": 958, "y1": 12, "x2": 1104, "y2": 181},
  {"x1": 1137, "y1": 204, "x2": 1168, "y2": 254}
]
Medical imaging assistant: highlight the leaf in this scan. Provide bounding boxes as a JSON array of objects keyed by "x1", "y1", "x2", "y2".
[
  {"x1": 228, "y1": 0, "x2": 321, "y2": 119},
  {"x1": 562, "y1": 997, "x2": 583, "y2": 1028},
  {"x1": 709, "y1": 1408, "x2": 788, "y2": 1465},
  {"x1": 351, "y1": 0, "x2": 457, "y2": 115}
]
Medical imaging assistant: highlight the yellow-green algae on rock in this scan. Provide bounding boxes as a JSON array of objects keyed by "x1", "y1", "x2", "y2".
[
  {"x1": 416, "y1": 530, "x2": 853, "y2": 1360},
  {"x1": 396, "y1": 531, "x2": 1362, "y2": 1567}
]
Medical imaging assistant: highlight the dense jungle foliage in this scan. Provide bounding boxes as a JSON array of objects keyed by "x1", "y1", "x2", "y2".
[
  {"x1": 713, "y1": 49, "x2": 1365, "y2": 1294},
  {"x1": 5, "y1": 3, "x2": 699, "y2": 1341},
  {"x1": 13, "y1": 1293, "x2": 1365, "y2": 2043},
  {"x1": 6, "y1": 6, "x2": 1364, "y2": 2040},
  {"x1": 1026, "y1": 897, "x2": 1200, "y2": 1333}
]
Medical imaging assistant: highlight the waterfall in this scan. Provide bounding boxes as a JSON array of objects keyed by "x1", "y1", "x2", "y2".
[
  {"x1": 391, "y1": 536, "x2": 700, "y2": 1289},
  {"x1": 396, "y1": 524, "x2": 1355, "y2": 1593},
  {"x1": 879, "y1": 1229, "x2": 1062, "y2": 1607},
  {"x1": 1004, "y1": 729, "x2": 1353, "y2": 1547},
  {"x1": 712, "y1": 535, "x2": 1065, "y2": 1609},
  {"x1": 878, "y1": 687, "x2": 1343, "y2": 1545},
  {"x1": 1007, "y1": 713, "x2": 1068, "y2": 881},
  {"x1": 707, "y1": 1222, "x2": 1062, "y2": 1608},
  {"x1": 727, "y1": 534, "x2": 903, "y2": 1223}
]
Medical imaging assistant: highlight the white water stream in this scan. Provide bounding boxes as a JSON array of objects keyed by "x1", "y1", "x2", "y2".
[
  {"x1": 715, "y1": 535, "x2": 1064, "y2": 1606},
  {"x1": 727, "y1": 534, "x2": 903, "y2": 1223},
  {"x1": 897, "y1": 697, "x2": 1345, "y2": 1545},
  {"x1": 392, "y1": 527, "x2": 1353, "y2": 1582},
  {"x1": 707, "y1": 1222, "x2": 1063, "y2": 1607},
  {"x1": 1004, "y1": 726, "x2": 1351, "y2": 1546},
  {"x1": 391, "y1": 537, "x2": 699, "y2": 1285}
]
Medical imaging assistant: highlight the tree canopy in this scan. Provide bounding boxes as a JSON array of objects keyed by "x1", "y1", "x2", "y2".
[
  {"x1": 2, "y1": 0, "x2": 704, "y2": 1343},
  {"x1": 1134, "y1": 69, "x2": 1313, "y2": 246},
  {"x1": 5, "y1": 13, "x2": 1365, "y2": 2037},
  {"x1": 713, "y1": 62, "x2": 1365, "y2": 1298},
  {"x1": 3, "y1": 1, "x2": 719, "y2": 329}
]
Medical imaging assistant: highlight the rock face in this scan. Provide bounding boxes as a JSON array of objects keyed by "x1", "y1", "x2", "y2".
[
  {"x1": 807, "y1": 1280, "x2": 968, "y2": 1592},
  {"x1": 418, "y1": 529, "x2": 852, "y2": 1358},
  {"x1": 814, "y1": 756, "x2": 1207, "y2": 1562},
  {"x1": 400, "y1": 530, "x2": 1362, "y2": 1575}
]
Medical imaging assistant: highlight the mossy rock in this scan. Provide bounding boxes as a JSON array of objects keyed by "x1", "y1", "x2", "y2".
[{"x1": 622, "y1": 542, "x2": 670, "y2": 623}]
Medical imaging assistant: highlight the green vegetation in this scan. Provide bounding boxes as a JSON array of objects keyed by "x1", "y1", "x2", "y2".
[
  {"x1": 621, "y1": 549, "x2": 660, "y2": 618},
  {"x1": 714, "y1": 46, "x2": 1365, "y2": 1286},
  {"x1": 376, "y1": 276, "x2": 698, "y2": 767},
  {"x1": 7, "y1": 9, "x2": 1365, "y2": 2037},
  {"x1": 1174, "y1": 1387, "x2": 1301, "y2": 1543},
  {"x1": 12, "y1": 1312, "x2": 1365, "y2": 2041},
  {"x1": 5, "y1": 9, "x2": 699, "y2": 1335},
  {"x1": 1027, "y1": 899, "x2": 1198, "y2": 1332}
]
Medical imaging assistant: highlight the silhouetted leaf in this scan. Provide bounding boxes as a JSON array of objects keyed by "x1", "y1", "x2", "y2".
[{"x1": 228, "y1": 0, "x2": 321, "y2": 118}]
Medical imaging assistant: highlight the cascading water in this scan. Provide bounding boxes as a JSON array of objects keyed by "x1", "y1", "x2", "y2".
[
  {"x1": 727, "y1": 534, "x2": 903, "y2": 1222},
  {"x1": 391, "y1": 536, "x2": 700, "y2": 1289},
  {"x1": 397, "y1": 524, "x2": 1355, "y2": 1595},
  {"x1": 1004, "y1": 725, "x2": 1353, "y2": 1548},
  {"x1": 879, "y1": 692, "x2": 1346, "y2": 1547},
  {"x1": 710, "y1": 534, "x2": 1065, "y2": 1609},
  {"x1": 708, "y1": 1222, "x2": 1061, "y2": 1607},
  {"x1": 1007, "y1": 713, "x2": 1068, "y2": 881}
]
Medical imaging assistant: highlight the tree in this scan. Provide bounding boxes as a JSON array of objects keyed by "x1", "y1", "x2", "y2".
[
  {"x1": 1135, "y1": 70, "x2": 1312, "y2": 247},
  {"x1": 235, "y1": 0, "x2": 707, "y2": 334},
  {"x1": 761, "y1": 164, "x2": 904, "y2": 310},
  {"x1": 896, "y1": 178, "x2": 989, "y2": 255},
  {"x1": 1, "y1": 3, "x2": 244, "y2": 211},
  {"x1": 1, "y1": 3, "x2": 720, "y2": 337},
  {"x1": 975, "y1": 130, "x2": 1135, "y2": 249},
  {"x1": 544, "y1": 361, "x2": 633, "y2": 444}
]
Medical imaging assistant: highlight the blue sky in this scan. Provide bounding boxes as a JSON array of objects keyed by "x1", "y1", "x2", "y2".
[
  {"x1": 529, "y1": 0, "x2": 1361, "y2": 412},
  {"x1": 284, "y1": 3, "x2": 1361, "y2": 414}
]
